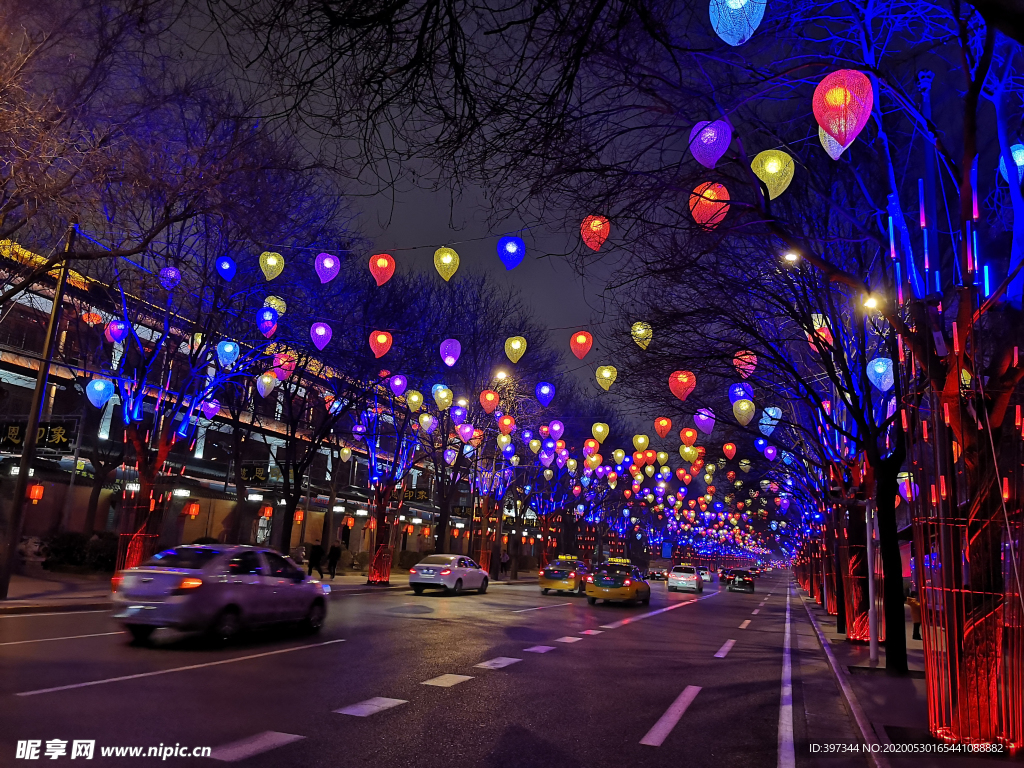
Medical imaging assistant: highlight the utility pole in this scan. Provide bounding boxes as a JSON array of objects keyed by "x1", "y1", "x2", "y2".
[
  {"x1": 0, "y1": 224, "x2": 77, "y2": 599},
  {"x1": 866, "y1": 500, "x2": 879, "y2": 664}
]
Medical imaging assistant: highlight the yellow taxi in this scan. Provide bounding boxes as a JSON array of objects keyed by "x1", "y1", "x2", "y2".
[
  {"x1": 584, "y1": 558, "x2": 652, "y2": 606},
  {"x1": 539, "y1": 555, "x2": 589, "y2": 595}
]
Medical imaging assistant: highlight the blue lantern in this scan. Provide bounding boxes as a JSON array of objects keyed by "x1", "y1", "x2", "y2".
[
  {"x1": 535, "y1": 381, "x2": 555, "y2": 407},
  {"x1": 216, "y1": 256, "x2": 237, "y2": 281},
  {"x1": 521, "y1": 429, "x2": 534, "y2": 445},
  {"x1": 217, "y1": 340, "x2": 239, "y2": 367},
  {"x1": 729, "y1": 382, "x2": 754, "y2": 403},
  {"x1": 866, "y1": 358, "x2": 894, "y2": 391},
  {"x1": 497, "y1": 236, "x2": 526, "y2": 270},
  {"x1": 760, "y1": 406, "x2": 781, "y2": 436},
  {"x1": 86, "y1": 379, "x2": 115, "y2": 408},
  {"x1": 709, "y1": 0, "x2": 767, "y2": 47},
  {"x1": 754, "y1": 438, "x2": 768, "y2": 452},
  {"x1": 450, "y1": 406, "x2": 467, "y2": 425},
  {"x1": 256, "y1": 306, "x2": 278, "y2": 334}
]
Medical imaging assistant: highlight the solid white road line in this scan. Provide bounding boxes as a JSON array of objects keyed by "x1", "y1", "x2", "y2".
[
  {"x1": 714, "y1": 639, "x2": 736, "y2": 658},
  {"x1": 639, "y1": 685, "x2": 702, "y2": 747},
  {"x1": 778, "y1": 588, "x2": 795, "y2": 768},
  {"x1": 739, "y1": 620, "x2": 751, "y2": 629},
  {"x1": 335, "y1": 697, "x2": 408, "y2": 717},
  {"x1": 421, "y1": 674, "x2": 473, "y2": 687},
  {"x1": 752, "y1": 608, "x2": 761, "y2": 614},
  {"x1": 474, "y1": 656, "x2": 521, "y2": 670},
  {"x1": 511, "y1": 602, "x2": 572, "y2": 613},
  {"x1": 17, "y1": 639, "x2": 346, "y2": 697},
  {"x1": 599, "y1": 592, "x2": 718, "y2": 630},
  {"x1": 579, "y1": 629, "x2": 603, "y2": 635},
  {"x1": 523, "y1": 645, "x2": 556, "y2": 653},
  {"x1": 555, "y1": 636, "x2": 583, "y2": 643},
  {"x1": 0, "y1": 631, "x2": 122, "y2": 646},
  {"x1": 210, "y1": 731, "x2": 304, "y2": 762},
  {"x1": 0, "y1": 610, "x2": 110, "y2": 619}
]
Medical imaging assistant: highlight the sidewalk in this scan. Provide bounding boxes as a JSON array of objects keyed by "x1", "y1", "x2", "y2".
[{"x1": 0, "y1": 573, "x2": 113, "y2": 614}]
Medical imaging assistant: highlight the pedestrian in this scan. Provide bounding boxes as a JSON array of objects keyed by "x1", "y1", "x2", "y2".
[
  {"x1": 500, "y1": 550, "x2": 510, "y2": 575},
  {"x1": 907, "y1": 590, "x2": 922, "y2": 640},
  {"x1": 327, "y1": 540, "x2": 342, "y2": 580},
  {"x1": 307, "y1": 540, "x2": 325, "y2": 579}
]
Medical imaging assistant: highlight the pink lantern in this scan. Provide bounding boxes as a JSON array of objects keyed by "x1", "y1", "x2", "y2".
[
  {"x1": 310, "y1": 322, "x2": 332, "y2": 350},
  {"x1": 457, "y1": 423, "x2": 475, "y2": 442},
  {"x1": 273, "y1": 352, "x2": 297, "y2": 381},
  {"x1": 548, "y1": 420, "x2": 565, "y2": 440},
  {"x1": 315, "y1": 252, "x2": 340, "y2": 283},
  {"x1": 689, "y1": 120, "x2": 732, "y2": 168},
  {"x1": 200, "y1": 399, "x2": 220, "y2": 419},
  {"x1": 440, "y1": 338, "x2": 461, "y2": 367},
  {"x1": 812, "y1": 70, "x2": 873, "y2": 147}
]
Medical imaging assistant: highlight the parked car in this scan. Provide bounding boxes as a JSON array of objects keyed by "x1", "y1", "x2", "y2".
[
  {"x1": 668, "y1": 565, "x2": 703, "y2": 593},
  {"x1": 112, "y1": 545, "x2": 330, "y2": 643},
  {"x1": 409, "y1": 554, "x2": 489, "y2": 594}
]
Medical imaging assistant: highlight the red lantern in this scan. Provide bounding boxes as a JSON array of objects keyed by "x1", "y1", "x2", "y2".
[
  {"x1": 479, "y1": 390, "x2": 500, "y2": 413},
  {"x1": 368, "y1": 253, "x2": 396, "y2": 286},
  {"x1": 27, "y1": 484, "x2": 44, "y2": 504},
  {"x1": 452, "y1": 529, "x2": 460, "y2": 538},
  {"x1": 259, "y1": 505, "x2": 273, "y2": 519},
  {"x1": 81, "y1": 311, "x2": 102, "y2": 326},
  {"x1": 294, "y1": 509, "x2": 304, "y2": 523},
  {"x1": 675, "y1": 468, "x2": 686, "y2": 481},
  {"x1": 632, "y1": 451, "x2": 646, "y2": 467},
  {"x1": 555, "y1": 440, "x2": 565, "y2": 452},
  {"x1": 723, "y1": 443, "x2": 737, "y2": 460},
  {"x1": 498, "y1": 415, "x2": 515, "y2": 435},
  {"x1": 654, "y1": 417, "x2": 672, "y2": 439},
  {"x1": 183, "y1": 501, "x2": 200, "y2": 519},
  {"x1": 689, "y1": 182, "x2": 730, "y2": 230},
  {"x1": 679, "y1": 427, "x2": 698, "y2": 446},
  {"x1": 644, "y1": 449, "x2": 656, "y2": 465},
  {"x1": 669, "y1": 370, "x2": 697, "y2": 401},
  {"x1": 538, "y1": 425, "x2": 550, "y2": 438},
  {"x1": 569, "y1": 331, "x2": 593, "y2": 359},
  {"x1": 813, "y1": 69, "x2": 873, "y2": 147},
  {"x1": 623, "y1": 490, "x2": 632, "y2": 499},
  {"x1": 369, "y1": 330, "x2": 393, "y2": 358},
  {"x1": 345, "y1": 517, "x2": 355, "y2": 528},
  {"x1": 580, "y1": 215, "x2": 610, "y2": 251}
]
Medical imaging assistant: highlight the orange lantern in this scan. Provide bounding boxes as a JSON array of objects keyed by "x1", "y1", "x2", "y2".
[
  {"x1": 259, "y1": 505, "x2": 273, "y2": 519},
  {"x1": 27, "y1": 484, "x2": 44, "y2": 504},
  {"x1": 570, "y1": 331, "x2": 593, "y2": 359},
  {"x1": 421, "y1": 527, "x2": 431, "y2": 537},
  {"x1": 345, "y1": 517, "x2": 355, "y2": 528},
  {"x1": 689, "y1": 182, "x2": 730, "y2": 229},
  {"x1": 452, "y1": 529, "x2": 460, "y2": 538},
  {"x1": 183, "y1": 501, "x2": 200, "y2": 519},
  {"x1": 368, "y1": 330, "x2": 393, "y2": 358},
  {"x1": 502, "y1": 535, "x2": 509, "y2": 544},
  {"x1": 294, "y1": 509, "x2": 304, "y2": 523},
  {"x1": 654, "y1": 417, "x2": 672, "y2": 439},
  {"x1": 479, "y1": 390, "x2": 500, "y2": 413}
]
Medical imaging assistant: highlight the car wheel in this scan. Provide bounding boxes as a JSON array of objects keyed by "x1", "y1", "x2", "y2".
[
  {"x1": 698, "y1": 584, "x2": 704, "y2": 593},
  {"x1": 412, "y1": 585, "x2": 424, "y2": 595},
  {"x1": 304, "y1": 599, "x2": 326, "y2": 633},
  {"x1": 448, "y1": 578, "x2": 462, "y2": 595},
  {"x1": 208, "y1": 607, "x2": 241, "y2": 644},
  {"x1": 541, "y1": 588, "x2": 549, "y2": 595},
  {"x1": 478, "y1": 578, "x2": 488, "y2": 594},
  {"x1": 587, "y1": 596, "x2": 597, "y2": 605},
  {"x1": 126, "y1": 625, "x2": 154, "y2": 644},
  {"x1": 577, "y1": 582, "x2": 585, "y2": 595},
  {"x1": 668, "y1": 586, "x2": 675, "y2": 592},
  {"x1": 641, "y1": 594, "x2": 650, "y2": 605}
]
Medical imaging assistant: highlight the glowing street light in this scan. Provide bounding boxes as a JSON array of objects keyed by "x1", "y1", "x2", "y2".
[
  {"x1": 783, "y1": 251, "x2": 800, "y2": 263},
  {"x1": 863, "y1": 294, "x2": 879, "y2": 310}
]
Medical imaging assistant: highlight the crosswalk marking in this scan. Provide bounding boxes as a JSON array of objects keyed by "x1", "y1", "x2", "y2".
[
  {"x1": 752, "y1": 608, "x2": 760, "y2": 614},
  {"x1": 740, "y1": 620, "x2": 751, "y2": 629},
  {"x1": 474, "y1": 656, "x2": 522, "y2": 669},
  {"x1": 335, "y1": 697, "x2": 408, "y2": 717},
  {"x1": 210, "y1": 731, "x2": 304, "y2": 762},
  {"x1": 523, "y1": 645, "x2": 556, "y2": 653},
  {"x1": 421, "y1": 674, "x2": 473, "y2": 687},
  {"x1": 639, "y1": 686, "x2": 701, "y2": 747},
  {"x1": 715, "y1": 639, "x2": 736, "y2": 658}
]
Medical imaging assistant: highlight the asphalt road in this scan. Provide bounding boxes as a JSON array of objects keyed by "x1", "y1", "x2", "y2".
[{"x1": 0, "y1": 572, "x2": 868, "y2": 768}]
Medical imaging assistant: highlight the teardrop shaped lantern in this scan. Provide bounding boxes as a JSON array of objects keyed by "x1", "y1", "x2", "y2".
[
  {"x1": 631, "y1": 321, "x2": 653, "y2": 349},
  {"x1": 504, "y1": 336, "x2": 527, "y2": 363},
  {"x1": 866, "y1": 357, "x2": 894, "y2": 391},
  {"x1": 679, "y1": 445, "x2": 699, "y2": 463},
  {"x1": 729, "y1": 382, "x2": 754, "y2": 403},
  {"x1": 479, "y1": 389, "x2": 499, "y2": 413},
  {"x1": 201, "y1": 399, "x2": 220, "y2": 420},
  {"x1": 709, "y1": 0, "x2": 767, "y2": 46},
  {"x1": 86, "y1": 379, "x2": 115, "y2": 408},
  {"x1": 733, "y1": 399, "x2": 756, "y2": 425},
  {"x1": 450, "y1": 406, "x2": 467, "y2": 425},
  {"x1": 440, "y1": 338, "x2": 461, "y2": 367},
  {"x1": 368, "y1": 330, "x2": 393, "y2": 358},
  {"x1": 592, "y1": 423, "x2": 609, "y2": 442},
  {"x1": 433, "y1": 387, "x2": 453, "y2": 410},
  {"x1": 259, "y1": 251, "x2": 284, "y2": 281},
  {"x1": 311, "y1": 252, "x2": 338, "y2": 284},
  {"x1": 529, "y1": 439, "x2": 542, "y2": 454},
  {"x1": 498, "y1": 415, "x2": 516, "y2": 435},
  {"x1": 818, "y1": 126, "x2": 851, "y2": 161},
  {"x1": 654, "y1": 417, "x2": 672, "y2": 439},
  {"x1": 679, "y1": 427, "x2": 698, "y2": 447},
  {"x1": 549, "y1": 420, "x2": 565, "y2": 440},
  {"x1": 444, "y1": 448, "x2": 458, "y2": 465},
  {"x1": 216, "y1": 256, "x2": 236, "y2": 281},
  {"x1": 595, "y1": 366, "x2": 617, "y2": 391},
  {"x1": 760, "y1": 406, "x2": 782, "y2": 435},
  {"x1": 694, "y1": 408, "x2": 716, "y2": 434},
  {"x1": 998, "y1": 144, "x2": 1024, "y2": 183},
  {"x1": 689, "y1": 182, "x2": 730, "y2": 229},
  {"x1": 158, "y1": 266, "x2": 181, "y2": 290},
  {"x1": 689, "y1": 120, "x2": 732, "y2": 168},
  {"x1": 813, "y1": 70, "x2": 873, "y2": 147},
  {"x1": 390, "y1": 375, "x2": 408, "y2": 396},
  {"x1": 418, "y1": 413, "x2": 437, "y2": 434},
  {"x1": 497, "y1": 236, "x2": 526, "y2": 270},
  {"x1": 535, "y1": 382, "x2": 555, "y2": 407},
  {"x1": 723, "y1": 443, "x2": 737, "y2": 460},
  {"x1": 632, "y1": 434, "x2": 650, "y2": 451},
  {"x1": 433, "y1": 247, "x2": 460, "y2": 281},
  {"x1": 264, "y1": 295, "x2": 287, "y2": 316},
  {"x1": 750, "y1": 150, "x2": 794, "y2": 199},
  {"x1": 669, "y1": 370, "x2": 697, "y2": 401},
  {"x1": 105, "y1": 320, "x2": 129, "y2": 344},
  {"x1": 256, "y1": 307, "x2": 278, "y2": 338},
  {"x1": 256, "y1": 372, "x2": 278, "y2": 398},
  {"x1": 368, "y1": 253, "x2": 394, "y2": 286},
  {"x1": 405, "y1": 390, "x2": 424, "y2": 410},
  {"x1": 570, "y1": 331, "x2": 593, "y2": 359},
  {"x1": 764, "y1": 446, "x2": 778, "y2": 461},
  {"x1": 216, "y1": 340, "x2": 239, "y2": 367},
  {"x1": 581, "y1": 215, "x2": 610, "y2": 251},
  {"x1": 310, "y1": 322, "x2": 332, "y2": 350}
]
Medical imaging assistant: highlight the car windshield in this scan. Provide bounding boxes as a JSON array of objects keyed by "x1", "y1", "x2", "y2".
[
  {"x1": 680, "y1": 567, "x2": 696, "y2": 574},
  {"x1": 140, "y1": 547, "x2": 224, "y2": 570},
  {"x1": 733, "y1": 570, "x2": 751, "y2": 577},
  {"x1": 549, "y1": 562, "x2": 579, "y2": 569},
  {"x1": 418, "y1": 555, "x2": 457, "y2": 565},
  {"x1": 595, "y1": 564, "x2": 632, "y2": 576}
]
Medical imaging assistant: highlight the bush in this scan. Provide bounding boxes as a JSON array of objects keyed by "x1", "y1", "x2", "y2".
[
  {"x1": 339, "y1": 550, "x2": 354, "y2": 570},
  {"x1": 44, "y1": 532, "x2": 88, "y2": 569},
  {"x1": 397, "y1": 550, "x2": 426, "y2": 570},
  {"x1": 84, "y1": 533, "x2": 119, "y2": 572},
  {"x1": 353, "y1": 551, "x2": 370, "y2": 570}
]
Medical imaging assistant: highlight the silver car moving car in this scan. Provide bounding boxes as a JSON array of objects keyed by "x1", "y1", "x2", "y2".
[
  {"x1": 112, "y1": 545, "x2": 330, "y2": 643},
  {"x1": 408, "y1": 554, "x2": 489, "y2": 594}
]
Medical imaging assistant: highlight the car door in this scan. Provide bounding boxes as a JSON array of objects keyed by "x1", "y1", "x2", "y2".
[
  {"x1": 465, "y1": 558, "x2": 484, "y2": 587},
  {"x1": 225, "y1": 551, "x2": 273, "y2": 624},
  {"x1": 263, "y1": 551, "x2": 307, "y2": 621},
  {"x1": 456, "y1": 558, "x2": 478, "y2": 588}
]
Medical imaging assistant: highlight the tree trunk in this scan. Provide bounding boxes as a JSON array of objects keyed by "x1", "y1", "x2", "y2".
[
  {"x1": 874, "y1": 464, "x2": 908, "y2": 675},
  {"x1": 434, "y1": 497, "x2": 452, "y2": 554},
  {"x1": 82, "y1": 472, "x2": 107, "y2": 537}
]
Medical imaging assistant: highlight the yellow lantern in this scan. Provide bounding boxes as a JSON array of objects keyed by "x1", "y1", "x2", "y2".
[
  {"x1": 544, "y1": 469, "x2": 554, "y2": 481},
  {"x1": 433, "y1": 247, "x2": 460, "y2": 281},
  {"x1": 750, "y1": 150, "x2": 795, "y2": 199},
  {"x1": 529, "y1": 439, "x2": 542, "y2": 454},
  {"x1": 263, "y1": 295, "x2": 287, "y2": 316},
  {"x1": 339, "y1": 447, "x2": 352, "y2": 462},
  {"x1": 631, "y1": 321, "x2": 653, "y2": 349},
  {"x1": 504, "y1": 336, "x2": 527, "y2": 363},
  {"x1": 497, "y1": 434, "x2": 512, "y2": 449},
  {"x1": 592, "y1": 422, "x2": 609, "y2": 442},
  {"x1": 632, "y1": 434, "x2": 650, "y2": 451},
  {"x1": 418, "y1": 413, "x2": 436, "y2": 432},
  {"x1": 733, "y1": 399, "x2": 755, "y2": 426},
  {"x1": 510, "y1": 455, "x2": 520, "y2": 466},
  {"x1": 406, "y1": 390, "x2": 424, "y2": 411},
  {"x1": 608, "y1": 478, "x2": 617, "y2": 489},
  {"x1": 259, "y1": 251, "x2": 284, "y2": 281},
  {"x1": 596, "y1": 365, "x2": 617, "y2": 390},
  {"x1": 566, "y1": 458, "x2": 577, "y2": 473},
  {"x1": 680, "y1": 445, "x2": 699, "y2": 462},
  {"x1": 644, "y1": 465, "x2": 655, "y2": 477},
  {"x1": 609, "y1": 448, "x2": 623, "y2": 464},
  {"x1": 585, "y1": 454, "x2": 603, "y2": 469},
  {"x1": 657, "y1": 451, "x2": 669, "y2": 466},
  {"x1": 739, "y1": 459, "x2": 752, "y2": 473},
  {"x1": 433, "y1": 387, "x2": 453, "y2": 410}
]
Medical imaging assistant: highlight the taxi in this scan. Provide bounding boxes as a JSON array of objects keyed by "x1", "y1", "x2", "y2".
[
  {"x1": 539, "y1": 555, "x2": 588, "y2": 595},
  {"x1": 584, "y1": 558, "x2": 651, "y2": 606}
]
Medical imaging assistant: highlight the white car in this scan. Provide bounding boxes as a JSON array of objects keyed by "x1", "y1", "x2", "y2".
[
  {"x1": 409, "y1": 554, "x2": 489, "y2": 594},
  {"x1": 699, "y1": 568, "x2": 712, "y2": 582},
  {"x1": 668, "y1": 565, "x2": 703, "y2": 593}
]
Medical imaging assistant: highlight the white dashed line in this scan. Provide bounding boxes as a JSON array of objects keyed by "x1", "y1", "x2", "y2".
[
  {"x1": 579, "y1": 629, "x2": 603, "y2": 635},
  {"x1": 421, "y1": 674, "x2": 473, "y2": 687},
  {"x1": 474, "y1": 656, "x2": 522, "y2": 669},
  {"x1": 778, "y1": 589, "x2": 795, "y2": 768},
  {"x1": 0, "y1": 610, "x2": 111, "y2": 619},
  {"x1": 523, "y1": 645, "x2": 556, "y2": 653},
  {"x1": 599, "y1": 592, "x2": 718, "y2": 630},
  {"x1": 555, "y1": 636, "x2": 583, "y2": 643},
  {"x1": 752, "y1": 609, "x2": 760, "y2": 615},
  {"x1": 0, "y1": 631, "x2": 122, "y2": 646},
  {"x1": 210, "y1": 731, "x2": 304, "y2": 762},
  {"x1": 714, "y1": 639, "x2": 736, "y2": 658},
  {"x1": 335, "y1": 697, "x2": 408, "y2": 717},
  {"x1": 640, "y1": 685, "x2": 701, "y2": 747},
  {"x1": 511, "y1": 602, "x2": 572, "y2": 613},
  {"x1": 739, "y1": 620, "x2": 751, "y2": 629}
]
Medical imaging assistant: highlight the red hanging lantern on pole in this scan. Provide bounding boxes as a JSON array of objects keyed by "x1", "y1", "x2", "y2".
[{"x1": 812, "y1": 70, "x2": 873, "y2": 147}]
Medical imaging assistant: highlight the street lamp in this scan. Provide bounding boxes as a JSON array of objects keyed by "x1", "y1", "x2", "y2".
[
  {"x1": 783, "y1": 251, "x2": 800, "y2": 263},
  {"x1": 494, "y1": 370, "x2": 508, "y2": 381},
  {"x1": 863, "y1": 294, "x2": 879, "y2": 310}
]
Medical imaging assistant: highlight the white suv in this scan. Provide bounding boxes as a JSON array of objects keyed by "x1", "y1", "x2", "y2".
[{"x1": 668, "y1": 565, "x2": 703, "y2": 593}]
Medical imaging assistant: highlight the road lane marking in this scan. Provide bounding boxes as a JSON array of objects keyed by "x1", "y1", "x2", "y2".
[
  {"x1": 523, "y1": 645, "x2": 556, "y2": 653},
  {"x1": 0, "y1": 631, "x2": 122, "y2": 646},
  {"x1": 579, "y1": 629, "x2": 603, "y2": 635},
  {"x1": 421, "y1": 674, "x2": 473, "y2": 687},
  {"x1": 739, "y1": 620, "x2": 751, "y2": 629},
  {"x1": 639, "y1": 685, "x2": 701, "y2": 747},
  {"x1": 599, "y1": 591, "x2": 718, "y2": 629},
  {"x1": 778, "y1": 589, "x2": 795, "y2": 768},
  {"x1": 335, "y1": 697, "x2": 407, "y2": 716},
  {"x1": 210, "y1": 731, "x2": 304, "y2": 762},
  {"x1": 474, "y1": 656, "x2": 521, "y2": 669},
  {"x1": 752, "y1": 608, "x2": 760, "y2": 614},
  {"x1": 511, "y1": 602, "x2": 572, "y2": 613},
  {"x1": 714, "y1": 639, "x2": 736, "y2": 658},
  {"x1": 16, "y1": 639, "x2": 346, "y2": 696},
  {"x1": 0, "y1": 610, "x2": 110, "y2": 619},
  {"x1": 555, "y1": 636, "x2": 583, "y2": 643}
]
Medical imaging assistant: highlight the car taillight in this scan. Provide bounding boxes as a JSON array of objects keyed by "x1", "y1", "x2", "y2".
[
  {"x1": 569, "y1": 571, "x2": 576, "y2": 579},
  {"x1": 172, "y1": 577, "x2": 203, "y2": 594},
  {"x1": 440, "y1": 568, "x2": 452, "y2": 575},
  {"x1": 409, "y1": 567, "x2": 417, "y2": 574},
  {"x1": 585, "y1": 575, "x2": 593, "y2": 583},
  {"x1": 110, "y1": 573, "x2": 123, "y2": 593},
  {"x1": 623, "y1": 579, "x2": 631, "y2": 586}
]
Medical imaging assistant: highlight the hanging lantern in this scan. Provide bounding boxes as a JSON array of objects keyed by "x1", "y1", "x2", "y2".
[
  {"x1": 479, "y1": 390, "x2": 499, "y2": 413},
  {"x1": 200, "y1": 399, "x2": 220, "y2": 420},
  {"x1": 216, "y1": 340, "x2": 239, "y2": 367},
  {"x1": 728, "y1": 382, "x2": 753, "y2": 403},
  {"x1": 368, "y1": 331, "x2": 393, "y2": 358},
  {"x1": 595, "y1": 366, "x2": 617, "y2": 391},
  {"x1": 440, "y1": 338, "x2": 461, "y2": 367},
  {"x1": 259, "y1": 251, "x2": 284, "y2": 281},
  {"x1": 264, "y1": 295, "x2": 287, "y2": 317},
  {"x1": 680, "y1": 445, "x2": 699, "y2": 462},
  {"x1": 689, "y1": 182, "x2": 730, "y2": 229},
  {"x1": 450, "y1": 405, "x2": 467, "y2": 425},
  {"x1": 273, "y1": 352, "x2": 297, "y2": 381},
  {"x1": 866, "y1": 358, "x2": 894, "y2": 391},
  {"x1": 390, "y1": 375, "x2": 408, "y2": 396},
  {"x1": 631, "y1": 321, "x2": 653, "y2": 349},
  {"x1": 709, "y1": 0, "x2": 767, "y2": 46},
  {"x1": 723, "y1": 443, "x2": 737, "y2": 460},
  {"x1": 760, "y1": 406, "x2": 781, "y2": 436},
  {"x1": 315, "y1": 252, "x2": 341, "y2": 284},
  {"x1": 689, "y1": 120, "x2": 732, "y2": 168},
  {"x1": 813, "y1": 70, "x2": 873, "y2": 147},
  {"x1": 693, "y1": 408, "x2": 715, "y2": 435},
  {"x1": 105, "y1": 320, "x2": 129, "y2": 344},
  {"x1": 158, "y1": 266, "x2": 181, "y2": 290},
  {"x1": 998, "y1": 144, "x2": 1024, "y2": 183},
  {"x1": 529, "y1": 439, "x2": 542, "y2": 454},
  {"x1": 733, "y1": 399, "x2": 755, "y2": 425},
  {"x1": 497, "y1": 236, "x2": 526, "y2": 270},
  {"x1": 368, "y1": 254, "x2": 395, "y2": 286},
  {"x1": 216, "y1": 256, "x2": 236, "y2": 281},
  {"x1": 570, "y1": 331, "x2": 593, "y2": 359},
  {"x1": 817, "y1": 126, "x2": 851, "y2": 161},
  {"x1": 86, "y1": 379, "x2": 115, "y2": 408},
  {"x1": 548, "y1": 421, "x2": 565, "y2": 441},
  {"x1": 256, "y1": 307, "x2": 278, "y2": 338},
  {"x1": 417, "y1": 413, "x2": 436, "y2": 434},
  {"x1": 405, "y1": 390, "x2": 424, "y2": 410},
  {"x1": 592, "y1": 423, "x2": 609, "y2": 443},
  {"x1": 764, "y1": 446, "x2": 778, "y2": 461},
  {"x1": 433, "y1": 247, "x2": 460, "y2": 281},
  {"x1": 732, "y1": 350, "x2": 757, "y2": 380},
  {"x1": 504, "y1": 336, "x2": 527, "y2": 363},
  {"x1": 444, "y1": 448, "x2": 458, "y2": 465},
  {"x1": 680, "y1": 427, "x2": 698, "y2": 446},
  {"x1": 750, "y1": 150, "x2": 794, "y2": 199},
  {"x1": 433, "y1": 387, "x2": 453, "y2": 410},
  {"x1": 256, "y1": 372, "x2": 278, "y2": 398},
  {"x1": 310, "y1": 322, "x2": 332, "y2": 350},
  {"x1": 669, "y1": 370, "x2": 697, "y2": 401},
  {"x1": 580, "y1": 215, "x2": 610, "y2": 251},
  {"x1": 498, "y1": 415, "x2": 516, "y2": 435},
  {"x1": 654, "y1": 417, "x2": 672, "y2": 439},
  {"x1": 535, "y1": 382, "x2": 555, "y2": 407}
]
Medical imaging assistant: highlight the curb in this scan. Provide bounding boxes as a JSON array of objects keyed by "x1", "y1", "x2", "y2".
[
  {"x1": 800, "y1": 592, "x2": 891, "y2": 768},
  {"x1": 0, "y1": 600, "x2": 112, "y2": 615}
]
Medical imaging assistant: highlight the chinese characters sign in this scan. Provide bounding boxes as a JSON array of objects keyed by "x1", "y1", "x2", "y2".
[{"x1": 0, "y1": 420, "x2": 78, "y2": 454}]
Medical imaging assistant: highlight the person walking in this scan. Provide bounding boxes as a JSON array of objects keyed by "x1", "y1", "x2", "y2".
[
  {"x1": 907, "y1": 590, "x2": 922, "y2": 640},
  {"x1": 327, "y1": 540, "x2": 342, "y2": 580},
  {"x1": 500, "y1": 550, "x2": 510, "y2": 576},
  {"x1": 307, "y1": 540, "x2": 325, "y2": 579}
]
